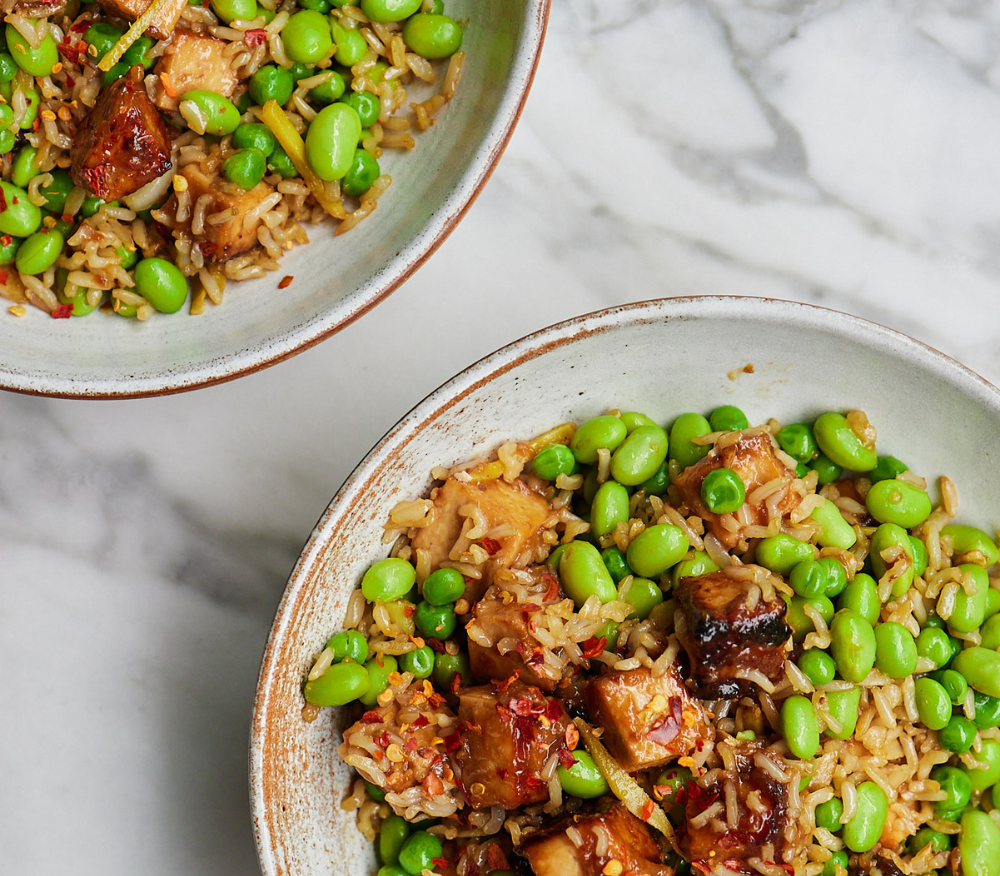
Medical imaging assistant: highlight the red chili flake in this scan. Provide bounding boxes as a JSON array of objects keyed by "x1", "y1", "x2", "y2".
[
  {"x1": 467, "y1": 865, "x2": 480, "y2": 876},
  {"x1": 428, "y1": 691, "x2": 445, "y2": 708},
  {"x1": 71, "y1": 20, "x2": 91, "y2": 32},
  {"x1": 496, "y1": 703, "x2": 513, "y2": 722},
  {"x1": 431, "y1": 860, "x2": 449, "y2": 871},
  {"x1": 11, "y1": 196, "x2": 17, "y2": 206},
  {"x1": 557, "y1": 746, "x2": 576, "y2": 769},
  {"x1": 65, "y1": 74, "x2": 76, "y2": 87},
  {"x1": 51, "y1": 303, "x2": 73, "y2": 319},
  {"x1": 507, "y1": 696, "x2": 536, "y2": 717},
  {"x1": 526, "y1": 648, "x2": 545, "y2": 667},
  {"x1": 426, "y1": 637, "x2": 446, "y2": 654},
  {"x1": 0, "y1": 235, "x2": 11, "y2": 246},
  {"x1": 412, "y1": 714, "x2": 430, "y2": 728},
  {"x1": 496, "y1": 767, "x2": 508, "y2": 780},
  {"x1": 495, "y1": 670, "x2": 519, "y2": 692},
  {"x1": 403, "y1": 737, "x2": 418, "y2": 753},
  {"x1": 443, "y1": 732, "x2": 462, "y2": 754},
  {"x1": 545, "y1": 699, "x2": 563, "y2": 721},
  {"x1": 514, "y1": 640, "x2": 528, "y2": 656},
  {"x1": 543, "y1": 574, "x2": 560, "y2": 603},
  {"x1": 403, "y1": 604, "x2": 415, "y2": 618},
  {"x1": 0, "y1": 269, "x2": 8, "y2": 285},
  {"x1": 421, "y1": 773, "x2": 444, "y2": 797},
  {"x1": 32, "y1": 118, "x2": 39, "y2": 132},
  {"x1": 565, "y1": 723, "x2": 580, "y2": 751},
  {"x1": 376, "y1": 731, "x2": 391, "y2": 748},
  {"x1": 449, "y1": 672, "x2": 462, "y2": 696},
  {"x1": 696, "y1": 738, "x2": 705, "y2": 752},
  {"x1": 480, "y1": 537, "x2": 501, "y2": 556},
  {"x1": 485, "y1": 845, "x2": 507, "y2": 872},
  {"x1": 581, "y1": 636, "x2": 606, "y2": 659},
  {"x1": 641, "y1": 799, "x2": 655, "y2": 823},
  {"x1": 524, "y1": 775, "x2": 545, "y2": 790},
  {"x1": 61, "y1": 214, "x2": 73, "y2": 224},
  {"x1": 360, "y1": 710, "x2": 382, "y2": 724},
  {"x1": 521, "y1": 602, "x2": 542, "y2": 614},
  {"x1": 243, "y1": 28, "x2": 268, "y2": 46}
]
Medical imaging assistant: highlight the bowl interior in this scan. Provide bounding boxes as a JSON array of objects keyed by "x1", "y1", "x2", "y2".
[
  {"x1": 250, "y1": 296, "x2": 1000, "y2": 876},
  {"x1": 0, "y1": 0, "x2": 548, "y2": 398}
]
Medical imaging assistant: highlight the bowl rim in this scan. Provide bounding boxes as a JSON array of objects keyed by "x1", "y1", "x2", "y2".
[
  {"x1": 0, "y1": 0, "x2": 552, "y2": 401},
  {"x1": 248, "y1": 294, "x2": 1000, "y2": 873}
]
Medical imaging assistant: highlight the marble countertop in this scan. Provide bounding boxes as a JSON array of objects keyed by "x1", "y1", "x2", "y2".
[{"x1": 5, "y1": 1, "x2": 1000, "y2": 873}]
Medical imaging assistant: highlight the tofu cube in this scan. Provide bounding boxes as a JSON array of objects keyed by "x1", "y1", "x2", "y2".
[
  {"x1": 97, "y1": 0, "x2": 188, "y2": 40},
  {"x1": 153, "y1": 31, "x2": 240, "y2": 112}
]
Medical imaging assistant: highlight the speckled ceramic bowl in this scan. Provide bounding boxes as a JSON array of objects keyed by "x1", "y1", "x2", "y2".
[
  {"x1": 249, "y1": 296, "x2": 1000, "y2": 876},
  {"x1": 0, "y1": 1, "x2": 549, "y2": 399}
]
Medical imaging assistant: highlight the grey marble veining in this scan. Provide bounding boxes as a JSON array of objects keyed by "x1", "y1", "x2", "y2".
[{"x1": 3, "y1": 1, "x2": 1000, "y2": 873}]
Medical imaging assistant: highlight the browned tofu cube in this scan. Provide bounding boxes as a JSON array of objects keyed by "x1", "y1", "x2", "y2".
[
  {"x1": 584, "y1": 666, "x2": 710, "y2": 772},
  {"x1": 674, "y1": 567, "x2": 790, "y2": 699},
  {"x1": 523, "y1": 802, "x2": 671, "y2": 876},
  {"x1": 673, "y1": 429, "x2": 802, "y2": 549},
  {"x1": 451, "y1": 681, "x2": 570, "y2": 810},
  {"x1": 153, "y1": 31, "x2": 240, "y2": 112},
  {"x1": 12, "y1": 0, "x2": 65, "y2": 16},
  {"x1": 69, "y1": 76, "x2": 172, "y2": 202},
  {"x1": 680, "y1": 739, "x2": 787, "y2": 870},
  {"x1": 97, "y1": 0, "x2": 188, "y2": 40},
  {"x1": 410, "y1": 475, "x2": 555, "y2": 602}
]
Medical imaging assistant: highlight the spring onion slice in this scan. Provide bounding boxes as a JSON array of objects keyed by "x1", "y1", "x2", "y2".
[
  {"x1": 98, "y1": 0, "x2": 172, "y2": 72},
  {"x1": 574, "y1": 717, "x2": 679, "y2": 850},
  {"x1": 261, "y1": 100, "x2": 347, "y2": 220}
]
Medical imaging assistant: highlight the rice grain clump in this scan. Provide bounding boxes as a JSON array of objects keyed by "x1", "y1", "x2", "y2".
[
  {"x1": 0, "y1": 0, "x2": 465, "y2": 320},
  {"x1": 307, "y1": 405, "x2": 1000, "y2": 876}
]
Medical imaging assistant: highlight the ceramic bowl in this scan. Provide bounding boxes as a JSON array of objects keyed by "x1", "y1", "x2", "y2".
[
  {"x1": 249, "y1": 296, "x2": 1000, "y2": 876},
  {"x1": 0, "y1": 1, "x2": 549, "y2": 399}
]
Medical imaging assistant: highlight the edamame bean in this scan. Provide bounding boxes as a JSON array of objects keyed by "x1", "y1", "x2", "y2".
[
  {"x1": 799, "y1": 649, "x2": 836, "y2": 686},
  {"x1": 570, "y1": 415, "x2": 628, "y2": 465},
  {"x1": 974, "y1": 690, "x2": 1000, "y2": 729},
  {"x1": 397, "y1": 830, "x2": 442, "y2": 876},
  {"x1": 777, "y1": 423, "x2": 818, "y2": 463},
  {"x1": 6, "y1": 23, "x2": 57, "y2": 77},
  {"x1": 399, "y1": 644, "x2": 434, "y2": 679},
  {"x1": 908, "y1": 827, "x2": 950, "y2": 855},
  {"x1": 967, "y1": 739, "x2": 1000, "y2": 791},
  {"x1": 625, "y1": 524, "x2": 689, "y2": 578},
  {"x1": 830, "y1": 609, "x2": 876, "y2": 683},
  {"x1": 909, "y1": 535, "x2": 929, "y2": 577},
  {"x1": 809, "y1": 498, "x2": 857, "y2": 550},
  {"x1": 870, "y1": 523, "x2": 915, "y2": 598},
  {"x1": 982, "y1": 614, "x2": 1000, "y2": 651},
  {"x1": 822, "y1": 686, "x2": 862, "y2": 740},
  {"x1": 421, "y1": 568, "x2": 464, "y2": 605},
  {"x1": 326, "y1": 629, "x2": 368, "y2": 663},
  {"x1": 556, "y1": 750, "x2": 609, "y2": 799},
  {"x1": 781, "y1": 695, "x2": 819, "y2": 759},
  {"x1": 668, "y1": 413, "x2": 712, "y2": 470},
  {"x1": 700, "y1": 467, "x2": 745, "y2": 514},
  {"x1": 756, "y1": 533, "x2": 815, "y2": 575},
  {"x1": 249, "y1": 64, "x2": 295, "y2": 105},
  {"x1": 282, "y1": 10, "x2": 333, "y2": 64},
  {"x1": 671, "y1": 550, "x2": 719, "y2": 587},
  {"x1": 55, "y1": 270, "x2": 98, "y2": 316},
  {"x1": 122, "y1": 35, "x2": 155, "y2": 69},
  {"x1": 870, "y1": 455, "x2": 908, "y2": 483},
  {"x1": 708, "y1": 405, "x2": 749, "y2": 432},
  {"x1": 622, "y1": 577, "x2": 663, "y2": 620},
  {"x1": 942, "y1": 524, "x2": 1000, "y2": 566},
  {"x1": 987, "y1": 587, "x2": 1000, "y2": 620},
  {"x1": 873, "y1": 621, "x2": 917, "y2": 678},
  {"x1": 364, "y1": 781, "x2": 385, "y2": 802},
  {"x1": 786, "y1": 595, "x2": 835, "y2": 643},
  {"x1": 303, "y1": 660, "x2": 370, "y2": 706},
  {"x1": 414, "y1": 601, "x2": 456, "y2": 640},
  {"x1": 610, "y1": 425, "x2": 669, "y2": 486},
  {"x1": 379, "y1": 814, "x2": 411, "y2": 867},
  {"x1": 559, "y1": 541, "x2": 617, "y2": 606},
  {"x1": 211, "y1": 0, "x2": 257, "y2": 22},
  {"x1": 866, "y1": 478, "x2": 932, "y2": 528},
  {"x1": 619, "y1": 411, "x2": 658, "y2": 432},
  {"x1": 133, "y1": 257, "x2": 188, "y2": 313},
  {"x1": 790, "y1": 560, "x2": 827, "y2": 599},
  {"x1": 402, "y1": 13, "x2": 463, "y2": 58},
  {"x1": 959, "y1": 810, "x2": 1000, "y2": 876},
  {"x1": 0, "y1": 180, "x2": 41, "y2": 237},
  {"x1": 932, "y1": 668, "x2": 968, "y2": 705},
  {"x1": 947, "y1": 564, "x2": 989, "y2": 633},
  {"x1": 84, "y1": 22, "x2": 123, "y2": 58},
  {"x1": 842, "y1": 782, "x2": 888, "y2": 853},
  {"x1": 361, "y1": 0, "x2": 421, "y2": 22},
  {"x1": 809, "y1": 454, "x2": 843, "y2": 486},
  {"x1": 815, "y1": 797, "x2": 843, "y2": 832},
  {"x1": 591, "y1": 480, "x2": 630, "y2": 538},
  {"x1": 331, "y1": 21, "x2": 368, "y2": 66},
  {"x1": 837, "y1": 573, "x2": 880, "y2": 624},
  {"x1": 819, "y1": 558, "x2": 848, "y2": 598},
  {"x1": 939, "y1": 714, "x2": 977, "y2": 754},
  {"x1": 639, "y1": 462, "x2": 669, "y2": 496},
  {"x1": 432, "y1": 651, "x2": 471, "y2": 690},
  {"x1": 914, "y1": 677, "x2": 952, "y2": 730},
  {"x1": 917, "y1": 627, "x2": 953, "y2": 669},
  {"x1": 11, "y1": 146, "x2": 38, "y2": 189},
  {"x1": 358, "y1": 655, "x2": 398, "y2": 707},
  {"x1": 932, "y1": 765, "x2": 973, "y2": 814},
  {"x1": 600, "y1": 546, "x2": 630, "y2": 583},
  {"x1": 813, "y1": 412, "x2": 877, "y2": 472},
  {"x1": 14, "y1": 228, "x2": 61, "y2": 275},
  {"x1": 361, "y1": 557, "x2": 416, "y2": 602},
  {"x1": 181, "y1": 90, "x2": 240, "y2": 136}
]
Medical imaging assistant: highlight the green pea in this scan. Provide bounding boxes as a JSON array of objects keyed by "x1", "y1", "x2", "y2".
[
  {"x1": 399, "y1": 644, "x2": 434, "y2": 679},
  {"x1": 10, "y1": 145, "x2": 38, "y2": 190},
  {"x1": 821, "y1": 850, "x2": 849, "y2": 876},
  {"x1": 101, "y1": 62, "x2": 129, "y2": 86},
  {"x1": 249, "y1": 64, "x2": 295, "y2": 106},
  {"x1": 267, "y1": 145, "x2": 299, "y2": 178},
  {"x1": 55, "y1": 268, "x2": 98, "y2": 316},
  {"x1": 310, "y1": 70, "x2": 347, "y2": 104},
  {"x1": 915, "y1": 677, "x2": 952, "y2": 730},
  {"x1": 570, "y1": 415, "x2": 627, "y2": 465},
  {"x1": 639, "y1": 462, "x2": 669, "y2": 496},
  {"x1": 132, "y1": 257, "x2": 188, "y2": 313},
  {"x1": 822, "y1": 685, "x2": 862, "y2": 740},
  {"x1": 652, "y1": 764, "x2": 693, "y2": 809},
  {"x1": 622, "y1": 577, "x2": 663, "y2": 621},
  {"x1": 14, "y1": 228, "x2": 61, "y2": 275},
  {"x1": 933, "y1": 765, "x2": 973, "y2": 814},
  {"x1": 794, "y1": 462, "x2": 810, "y2": 478},
  {"x1": 401, "y1": 12, "x2": 463, "y2": 58},
  {"x1": 358, "y1": 655, "x2": 398, "y2": 707},
  {"x1": 326, "y1": 629, "x2": 368, "y2": 664},
  {"x1": 232, "y1": 122, "x2": 277, "y2": 157},
  {"x1": 932, "y1": 668, "x2": 969, "y2": 705},
  {"x1": 708, "y1": 404, "x2": 748, "y2": 433},
  {"x1": 869, "y1": 455, "x2": 908, "y2": 483},
  {"x1": 785, "y1": 595, "x2": 834, "y2": 643},
  {"x1": 532, "y1": 443, "x2": 576, "y2": 481},
  {"x1": 790, "y1": 560, "x2": 827, "y2": 599},
  {"x1": 777, "y1": 423, "x2": 818, "y2": 463},
  {"x1": 331, "y1": 21, "x2": 368, "y2": 65},
  {"x1": 581, "y1": 467, "x2": 599, "y2": 504},
  {"x1": 557, "y1": 750, "x2": 609, "y2": 799},
  {"x1": 432, "y1": 651, "x2": 471, "y2": 691},
  {"x1": 873, "y1": 621, "x2": 917, "y2": 678},
  {"x1": 967, "y1": 739, "x2": 1000, "y2": 792},
  {"x1": 600, "y1": 546, "x2": 631, "y2": 583},
  {"x1": 397, "y1": 830, "x2": 442, "y2": 876},
  {"x1": 982, "y1": 614, "x2": 1000, "y2": 651},
  {"x1": 0, "y1": 233, "x2": 20, "y2": 265},
  {"x1": 870, "y1": 523, "x2": 915, "y2": 598},
  {"x1": 81, "y1": 195, "x2": 118, "y2": 219},
  {"x1": 361, "y1": 557, "x2": 416, "y2": 602},
  {"x1": 909, "y1": 535, "x2": 929, "y2": 577},
  {"x1": 939, "y1": 714, "x2": 977, "y2": 754},
  {"x1": 15, "y1": 87, "x2": 38, "y2": 131},
  {"x1": 609, "y1": 425, "x2": 669, "y2": 486},
  {"x1": 0, "y1": 180, "x2": 41, "y2": 237},
  {"x1": 6, "y1": 23, "x2": 57, "y2": 77},
  {"x1": 305, "y1": 102, "x2": 362, "y2": 181},
  {"x1": 590, "y1": 481, "x2": 628, "y2": 539},
  {"x1": 33, "y1": 172, "x2": 69, "y2": 217},
  {"x1": 560, "y1": 540, "x2": 617, "y2": 606},
  {"x1": 414, "y1": 601, "x2": 456, "y2": 640},
  {"x1": 114, "y1": 301, "x2": 138, "y2": 318},
  {"x1": 837, "y1": 573, "x2": 880, "y2": 624},
  {"x1": 780, "y1": 695, "x2": 819, "y2": 759},
  {"x1": 700, "y1": 467, "x2": 745, "y2": 514},
  {"x1": 866, "y1": 478, "x2": 933, "y2": 528},
  {"x1": 842, "y1": 781, "x2": 888, "y2": 853},
  {"x1": 625, "y1": 524, "x2": 689, "y2": 579},
  {"x1": 181, "y1": 90, "x2": 240, "y2": 136},
  {"x1": 830, "y1": 609, "x2": 877, "y2": 683},
  {"x1": 210, "y1": 0, "x2": 257, "y2": 23},
  {"x1": 668, "y1": 412, "x2": 712, "y2": 470},
  {"x1": 360, "y1": 0, "x2": 421, "y2": 22},
  {"x1": 671, "y1": 550, "x2": 719, "y2": 588},
  {"x1": 945, "y1": 564, "x2": 990, "y2": 633},
  {"x1": 909, "y1": 826, "x2": 951, "y2": 855},
  {"x1": 377, "y1": 867, "x2": 410, "y2": 876},
  {"x1": 809, "y1": 454, "x2": 843, "y2": 486},
  {"x1": 379, "y1": 814, "x2": 411, "y2": 866},
  {"x1": 809, "y1": 498, "x2": 857, "y2": 550},
  {"x1": 0, "y1": 51, "x2": 18, "y2": 84},
  {"x1": 122, "y1": 35, "x2": 156, "y2": 69},
  {"x1": 799, "y1": 649, "x2": 836, "y2": 686},
  {"x1": 974, "y1": 690, "x2": 1000, "y2": 729},
  {"x1": 813, "y1": 412, "x2": 877, "y2": 472},
  {"x1": 959, "y1": 810, "x2": 1000, "y2": 876},
  {"x1": 282, "y1": 10, "x2": 333, "y2": 64},
  {"x1": 364, "y1": 780, "x2": 385, "y2": 802},
  {"x1": 815, "y1": 797, "x2": 843, "y2": 831},
  {"x1": 222, "y1": 147, "x2": 267, "y2": 191},
  {"x1": 819, "y1": 558, "x2": 848, "y2": 598},
  {"x1": 421, "y1": 568, "x2": 464, "y2": 605},
  {"x1": 755, "y1": 533, "x2": 815, "y2": 575},
  {"x1": 942, "y1": 524, "x2": 1000, "y2": 566},
  {"x1": 303, "y1": 660, "x2": 370, "y2": 706},
  {"x1": 597, "y1": 619, "x2": 619, "y2": 650},
  {"x1": 917, "y1": 627, "x2": 954, "y2": 669},
  {"x1": 339, "y1": 91, "x2": 381, "y2": 129}
]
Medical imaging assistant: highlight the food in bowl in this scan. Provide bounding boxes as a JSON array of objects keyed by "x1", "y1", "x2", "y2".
[
  {"x1": 302, "y1": 404, "x2": 1000, "y2": 876},
  {"x1": 0, "y1": 0, "x2": 464, "y2": 320}
]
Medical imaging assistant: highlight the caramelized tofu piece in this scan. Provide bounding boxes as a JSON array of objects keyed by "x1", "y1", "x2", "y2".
[
  {"x1": 451, "y1": 681, "x2": 570, "y2": 810},
  {"x1": 674, "y1": 566, "x2": 790, "y2": 699},
  {"x1": 680, "y1": 739, "x2": 787, "y2": 872},
  {"x1": 338, "y1": 680, "x2": 464, "y2": 820},
  {"x1": 673, "y1": 429, "x2": 802, "y2": 549},
  {"x1": 584, "y1": 666, "x2": 710, "y2": 772},
  {"x1": 523, "y1": 802, "x2": 672, "y2": 876},
  {"x1": 69, "y1": 76, "x2": 172, "y2": 202},
  {"x1": 12, "y1": 0, "x2": 64, "y2": 16},
  {"x1": 410, "y1": 475, "x2": 555, "y2": 602},
  {"x1": 153, "y1": 31, "x2": 240, "y2": 112},
  {"x1": 97, "y1": 0, "x2": 188, "y2": 40}
]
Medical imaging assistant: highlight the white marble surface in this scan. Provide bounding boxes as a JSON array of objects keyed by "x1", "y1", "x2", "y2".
[{"x1": 4, "y1": 1, "x2": 1000, "y2": 873}]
